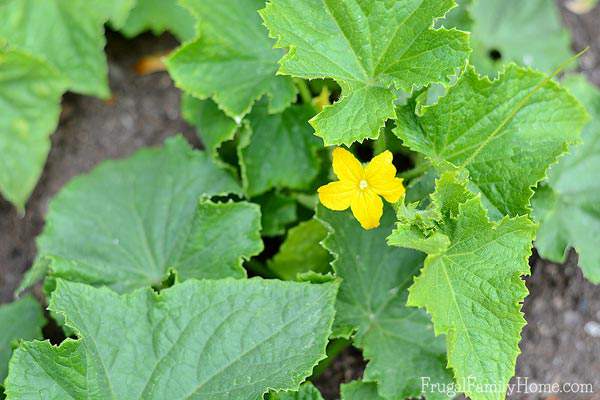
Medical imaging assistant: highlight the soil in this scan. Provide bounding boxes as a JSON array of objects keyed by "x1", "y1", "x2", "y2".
[{"x1": 1, "y1": 3, "x2": 600, "y2": 399}]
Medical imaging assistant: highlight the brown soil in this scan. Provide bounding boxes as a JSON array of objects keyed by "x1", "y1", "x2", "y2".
[{"x1": 1, "y1": 3, "x2": 600, "y2": 399}]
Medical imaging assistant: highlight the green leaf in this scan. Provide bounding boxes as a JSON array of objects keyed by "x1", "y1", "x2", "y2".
[
  {"x1": 388, "y1": 171, "x2": 536, "y2": 400},
  {"x1": 260, "y1": 0, "x2": 470, "y2": 145},
  {"x1": 0, "y1": 49, "x2": 65, "y2": 210},
  {"x1": 253, "y1": 192, "x2": 298, "y2": 237},
  {"x1": 437, "y1": 0, "x2": 473, "y2": 31},
  {"x1": 0, "y1": 295, "x2": 45, "y2": 383},
  {"x1": 167, "y1": 0, "x2": 296, "y2": 119},
  {"x1": 239, "y1": 104, "x2": 321, "y2": 197},
  {"x1": 5, "y1": 279, "x2": 337, "y2": 399},
  {"x1": 0, "y1": 0, "x2": 111, "y2": 98},
  {"x1": 268, "y1": 383, "x2": 324, "y2": 400},
  {"x1": 395, "y1": 65, "x2": 588, "y2": 218},
  {"x1": 317, "y1": 206, "x2": 452, "y2": 400},
  {"x1": 340, "y1": 381, "x2": 385, "y2": 400},
  {"x1": 120, "y1": 0, "x2": 196, "y2": 41},
  {"x1": 533, "y1": 75, "x2": 600, "y2": 283},
  {"x1": 181, "y1": 94, "x2": 238, "y2": 158},
  {"x1": 268, "y1": 219, "x2": 330, "y2": 281},
  {"x1": 470, "y1": 0, "x2": 572, "y2": 75},
  {"x1": 29, "y1": 136, "x2": 252, "y2": 293}
]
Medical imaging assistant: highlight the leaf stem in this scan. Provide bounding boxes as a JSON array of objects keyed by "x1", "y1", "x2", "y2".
[
  {"x1": 398, "y1": 161, "x2": 431, "y2": 180},
  {"x1": 294, "y1": 78, "x2": 315, "y2": 108}
]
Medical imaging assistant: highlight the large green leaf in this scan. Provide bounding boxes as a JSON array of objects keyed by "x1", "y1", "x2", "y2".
[
  {"x1": 260, "y1": 0, "x2": 470, "y2": 145},
  {"x1": 388, "y1": 171, "x2": 536, "y2": 400},
  {"x1": 167, "y1": 0, "x2": 296, "y2": 119},
  {"x1": 0, "y1": 0, "x2": 111, "y2": 98},
  {"x1": 0, "y1": 49, "x2": 65, "y2": 210},
  {"x1": 395, "y1": 65, "x2": 588, "y2": 218},
  {"x1": 533, "y1": 75, "x2": 600, "y2": 283},
  {"x1": 25, "y1": 136, "x2": 254, "y2": 294},
  {"x1": 5, "y1": 279, "x2": 337, "y2": 399},
  {"x1": 239, "y1": 104, "x2": 321, "y2": 197},
  {"x1": 340, "y1": 381, "x2": 385, "y2": 400},
  {"x1": 120, "y1": 0, "x2": 196, "y2": 41},
  {"x1": 181, "y1": 94, "x2": 237, "y2": 159},
  {"x1": 317, "y1": 206, "x2": 452, "y2": 400},
  {"x1": 0, "y1": 296, "x2": 45, "y2": 383},
  {"x1": 470, "y1": 0, "x2": 572, "y2": 76},
  {"x1": 268, "y1": 219, "x2": 330, "y2": 281}
]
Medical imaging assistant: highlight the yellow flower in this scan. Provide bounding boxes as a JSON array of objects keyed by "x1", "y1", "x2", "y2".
[{"x1": 318, "y1": 147, "x2": 405, "y2": 230}]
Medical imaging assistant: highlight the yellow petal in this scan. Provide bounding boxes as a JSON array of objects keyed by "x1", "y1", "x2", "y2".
[
  {"x1": 365, "y1": 150, "x2": 396, "y2": 181},
  {"x1": 318, "y1": 180, "x2": 357, "y2": 211},
  {"x1": 332, "y1": 147, "x2": 363, "y2": 183},
  {"x1": 350, "y1": 189, "x2": 383, "y2": 230},
  {"x1": 370, "y1": 177, "x2": 405, "y2": 203}
]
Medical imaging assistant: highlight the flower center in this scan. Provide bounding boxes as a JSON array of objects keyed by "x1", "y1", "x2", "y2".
[{"x1": 359, "y1": 179, "x2": 368, "y2": 190}]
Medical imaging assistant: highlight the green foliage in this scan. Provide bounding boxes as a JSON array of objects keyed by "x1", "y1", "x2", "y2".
[
  {"x1": 5, "y1": 279, "x2": 337, "y2": 399},
  {"x1": 0, "y1": 296, "x2": 45, "y2": 383},
  {"x1": 254, "y1": 192, "x2": 298, "y2": 237},
  {"x1": 470, "y1": 0, "x2": 572, "y2": 75},
  {"x1": 318, "y1": 206, "x2": 452, "y2": 400},
  {"x1": 533, "y1": 75, "x2": 600, "y2": 283},
  {"x1": 0, "y1": 49, "x2": 65, "y2": 210},
  {"x1": 268, "y1": 383, "x2": 324, "y2": 400},
  {"x1": 395, "y1": 65, "x2": 588, "y2": 218},
  {"x1": 239, "y1": 103, "x2": 321, "y2": 197},
  {"x1": 120, "y1": 0, "x2": 196, "y2": 41},
  {"x1": 340, "y1": 381, "x2": 385, "y2": 400},
  {"x1": 261, "y1": 0, "x2": 470, "y2": 145},
  {"x1": 167, "y1": 0, "x2": 296, "y2": 119},
  {"x1": 23, "y1": 137, "x2": 250, "y2": 293},
  {"x1": 388, "y1": 171, "x2": 536, "y2": 400},
  {"x1": 268, "y1": 219, "x2": 330, "y2": 280}
]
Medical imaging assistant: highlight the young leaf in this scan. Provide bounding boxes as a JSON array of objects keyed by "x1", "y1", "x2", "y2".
[
  {"x1": 5, "y1": 279, "x2": 337, "y2": 399},
  {"x1": 0, "y1": 49, "x2": 65, "y2": 210},
  {"x1": 260, "y1": 0, "x2": 470, "y2": 145},
  {"x1": 388, "y1": 171, "x2": 536, "y2": 400},
  {"x1": 253, "y1": 192, "x2": 298, "y2": 237},
  {"x1": 395, "y1": 65, "x2": 588, "y2": 218},
  {"x1": 119, "y1": 0, "x2": 196, "y2": 41},
  {"x1": 268, "y1": 383, "x2": 324, "y2": 400},
  {"x1": 181, "y1": 94, "x2": 238, "y2": 159},
  {"x1": 239, "y1": 104, "x2": 321, "y2": 197},
  {"x1": 317, "y1": 206, "x2": 452, "y2": 400},
  {"x1": 28, "y1": 136, "x2": 255, "y2": 293},
  {"x1": 166, "y1": 0, "x2": 296, "y2": 119},
  {"x1": 340, "y1": 381, "x2": 385, "y2": 400},
  {"x1": 0, "y1": 296, "x2": 45, "y2": 383},
  {"x1": 533, "y1": 75, "x2": 600, "y2": 283},
  {"x1": 0, "y1": 0, "x2": 111, "y2": 98},
  {"x1": 470, "y1": 0, "x2": 572, "y2": 75},
  {"x1": 268, "y1": 219, "x2": 331, "y2": 281}
]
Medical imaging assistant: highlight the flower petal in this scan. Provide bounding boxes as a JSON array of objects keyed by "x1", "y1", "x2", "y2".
[
  {"x1": 350, "y1": 190, "x2": 383, "y2": 230},
  {"x1": 318, "y1": 180, "x2": 356, "y2": 211},
  {"x1": 370, "y1": 177, "x2": 405, "y2": 203},
  {"x1": 332, "y1": 147, "x2": 363, "y2": 183},
  {"x1": 365, "y1": 150, "x2": 396, "y2": 181}
]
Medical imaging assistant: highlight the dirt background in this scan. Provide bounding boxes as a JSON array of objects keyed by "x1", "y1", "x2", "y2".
[{"x1": 0, "y1": 2, "x2": 599, "y2": 399}]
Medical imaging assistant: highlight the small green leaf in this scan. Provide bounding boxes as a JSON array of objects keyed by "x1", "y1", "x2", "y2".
[
  {"x1": 533, "y1": 75, "x2": 600, "y2": 283},
  {"x1": 0, "y1": 0, "x2": 111, "y2": 98},
  {"x1": 261, "y1": 0, "x2": 470, "y2": 145},
  {"x1": 0, "y1": 49, "x2": 65, "y2": 210},
  {"x1": 30, "y1": 136, "x2": 250, "y2": 293},
  {"x1": 120, "y1": 0, "x2": 196, "y2": 41},
  {"x1": 167, "y1": 0, "x2": 296, "y2": 119},
  {"x1": 0, "y1": 296, "x2": 45, "y2": 383},
  {"x1": 340, "y1": 381, "x2": 385, "y2": 400},
  {"x1": 268, "y1": 219, "x2": 330, "y2": 281},
  {"x1": 470, "y1": 0, "x2": 572, "y2": 75},
  {"x1": 388, "y1": 171, "x2": 536, "y2": 400},
  {"x1": 181, "y1": 94, "x2": 238, "y2": 158},
  {"x1": 253, "y1": 192, "x2": 298, "y2": 237},
  {"x1": 395, "y1": 65, "x2": 588, "y2": 218},
  {"x1": 239, "y1": 104, "x2": 321, "y2": 197},
  {"x1": 318, "y1": 206, "x2": 452, "y2": 400},
  {"x1": 5, "y1": 279, "x2": 337, "y2": 399}
]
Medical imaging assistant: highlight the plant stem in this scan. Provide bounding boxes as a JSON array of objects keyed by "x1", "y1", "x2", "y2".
[
  {"x1": 294, "y1": 78, "x2": 314, "y2": 108},
  {"x1": 398, "y1": 161, "x2": 431, "y2": 180}
]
